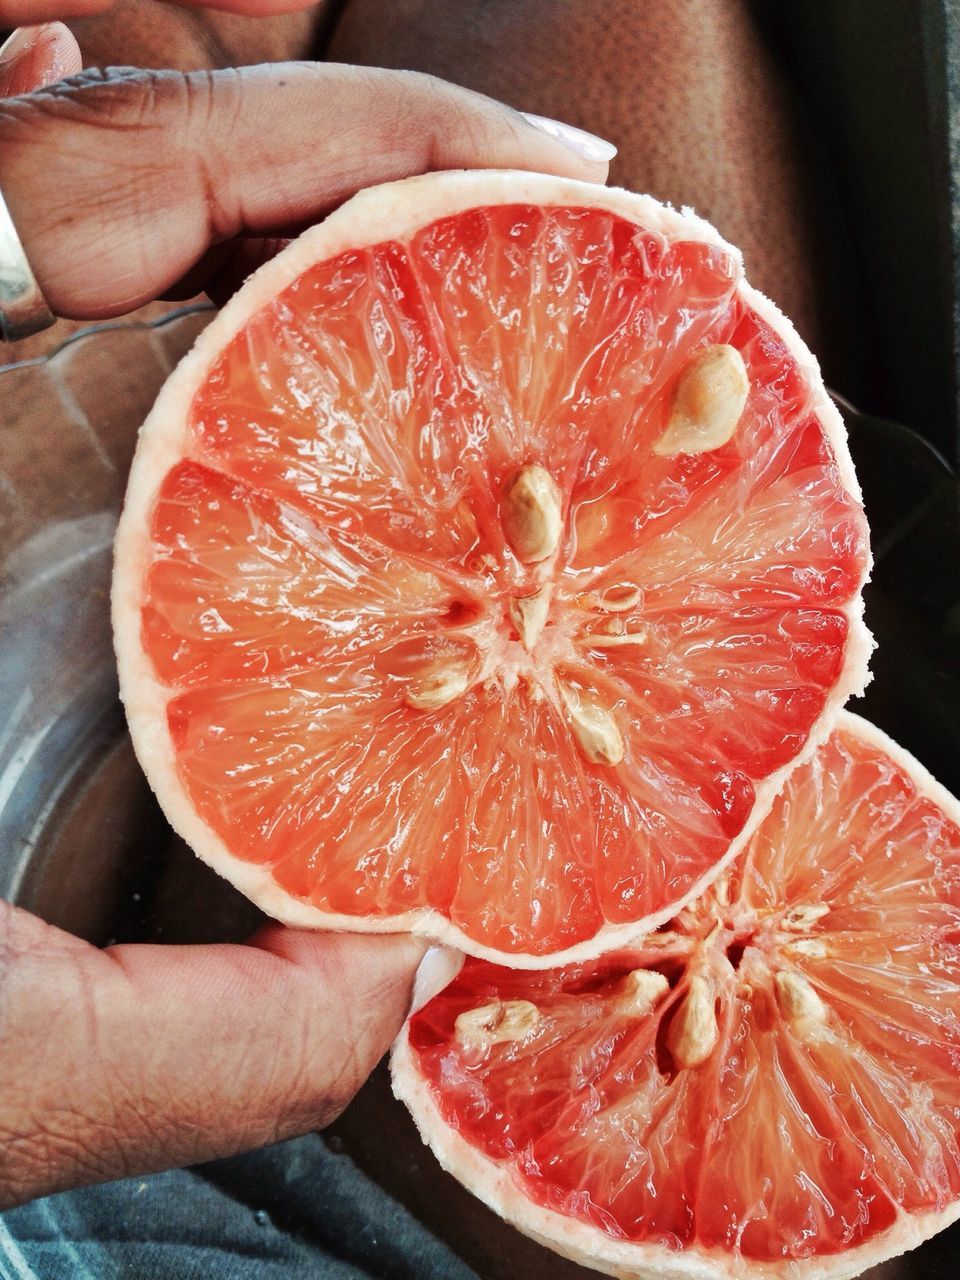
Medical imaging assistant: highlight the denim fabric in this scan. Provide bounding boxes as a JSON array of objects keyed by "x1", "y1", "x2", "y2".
[{"x1": 0, "y1": 1135, "x2": 479, "y2": 1280}]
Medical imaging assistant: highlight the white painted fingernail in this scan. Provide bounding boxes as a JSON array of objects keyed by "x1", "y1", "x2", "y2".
[
  {"x1": 521, "y1": 112, "x2": 618, "y2": 163},
  {"x1": 409, "y1": 945, "x2": 464, "y2": 1016}
]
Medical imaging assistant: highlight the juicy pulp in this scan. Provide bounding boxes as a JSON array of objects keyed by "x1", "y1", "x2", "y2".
[
  {"x1": 135, "y1": 195, "x2": 869, "y2": 960},
  {"x1": 404, "y1": 716, "x2": 960, "y2": 1267}
]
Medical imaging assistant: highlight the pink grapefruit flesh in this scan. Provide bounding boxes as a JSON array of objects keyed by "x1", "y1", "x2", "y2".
[
  {"x1": 394, "y1": 712, "x2": 960, "y2": 1279},
  {"x1": 112, "y1": 171, "x2": 871, "y2": 966}
]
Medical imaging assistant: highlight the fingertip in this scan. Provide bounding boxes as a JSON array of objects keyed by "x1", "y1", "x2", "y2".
[
  {"x1": 247, "y1": 923, "x2": 426, "y2": 985},
  {"x1": 509, "y1": 113, "x2": 616, "y2": 188},
  {"x1": 507, "y1": 111, "x2": 613, "y2": 185},
  {"x1": 0, "y1": 22, "x2": 83, "y2": 97},
  {"x1": 519, "y1": 112, "x2": 618, "y2": 167},
  {"x1": 409, "y1": 945, "x2": 464, "y2": 1016},
  {"x1": 411, "y1": 74, "x2": 616, "y2": 186},
  {"x1": 39, "y1": 21, "x2": 83, "y2": 83}
]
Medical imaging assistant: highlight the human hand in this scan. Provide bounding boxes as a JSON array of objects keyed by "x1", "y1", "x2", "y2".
[
  {"x1": 0, "y1": 61, "x2": 612, "y2": 1207},
  {"x1": 0, "y1": 61, "x2": 614, "y2": 320},
  {"x1": 0, "y1": 3, "x2": 320, "y2": 103},
  {"x1": 1, "y1": 0, "x2": 318, "y2": 24},
  {"x1": 0, "y1": 901, "x2": 463, "y2": 1208},
  {"x1": 0, "y1": 0, "x2": 319, "y2": 100}
]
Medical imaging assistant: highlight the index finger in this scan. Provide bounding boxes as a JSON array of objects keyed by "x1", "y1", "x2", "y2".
[
  {"x1": 0, "y1": 63, "x2": 615, "y2": 318},
  {"x1": 0, "y1": 0, "x2": 318, "y2": 20}
]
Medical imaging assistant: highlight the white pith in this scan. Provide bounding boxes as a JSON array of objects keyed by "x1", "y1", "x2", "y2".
[
  {"x1": 391, "y1": 711, "x2": 960, "y2": 1280},
  {"x1": 112, "y1": 170, "x2": 873, "y2": 969}
]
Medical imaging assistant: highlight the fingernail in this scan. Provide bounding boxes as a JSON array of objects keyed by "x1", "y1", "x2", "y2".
[
  {"x1": 0, "y1": 25, "x2": 42, "y2": 64},
  {"x1": 408, "y1": 945, "x2": 464, "y2": 1017},
  {"x1": 521, "y1": 112, "x2": 618, "y2": 163}
]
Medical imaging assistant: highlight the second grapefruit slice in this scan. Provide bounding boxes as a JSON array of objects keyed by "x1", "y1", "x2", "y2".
[
  {"x1": 394, "y1": 712, "x2": 960, "y2": 1278},
  {"x1": 112, "y1": 171, "x2": 871, "y2": 965}
]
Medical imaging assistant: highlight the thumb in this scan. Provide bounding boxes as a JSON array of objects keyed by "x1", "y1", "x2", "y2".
[
  {"x1": 0, "y1": 63, "x2": 612, "y2": 319},
  {"x1": 0, "y1": 904, "x2": 444, "y2": 1208}
]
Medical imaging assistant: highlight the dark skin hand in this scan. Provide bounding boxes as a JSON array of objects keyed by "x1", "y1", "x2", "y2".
[
  {"x1": 0, "y1": 61, "x2": 610, "y2": 316},
  {"x1": 0, "y1": 52, "x2": 611, "y2": 1208},
  {"x1": 0, "y1": 0, "x2": 315, "y2": 19},
  {"x1": 0, "y1": 1, "x2": 319, "y2": 95}
]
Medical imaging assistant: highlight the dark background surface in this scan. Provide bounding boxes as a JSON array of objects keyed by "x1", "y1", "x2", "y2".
[{"x1": 756, "y1": 1, "x2": 960, "y2": 463}]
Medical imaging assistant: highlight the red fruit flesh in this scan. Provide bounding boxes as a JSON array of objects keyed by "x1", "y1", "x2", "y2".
[
  {"x1": 138, "y1": 201, "x2": 868, "y2": 958},
  {"x1": 407, "y1": 721, "x2": 960, "y2": 1263}
]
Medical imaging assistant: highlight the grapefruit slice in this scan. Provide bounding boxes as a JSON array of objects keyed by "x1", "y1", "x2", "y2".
[
  {"x1": 394, "y1": 711, "x2": 960, "y2": 1278},
  {"x1": 112, "y1": 170, "x2": 871, "y2": 966}
]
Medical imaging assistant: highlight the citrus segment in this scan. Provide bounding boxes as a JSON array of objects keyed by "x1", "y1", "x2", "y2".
[
  {"x1": 395, "y1": 713, "x2": 960, "y2": 1277},
  {"x1": 113, "y1": 172, "x2": 871, "y2": 964},
  {"x1": 143, "y1": 460, "x2": 454, "y2": 687}
]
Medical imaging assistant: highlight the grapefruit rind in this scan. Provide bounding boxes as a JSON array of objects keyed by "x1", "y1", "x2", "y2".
[
  {"x1": 112, "y1": 170, "x2": 872, "y2": 968},
  {"x1": 390, "y1": 711, "x2": 960, "y2": 1279}
]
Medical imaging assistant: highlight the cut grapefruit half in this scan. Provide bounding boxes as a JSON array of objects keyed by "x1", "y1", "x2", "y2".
[
  {"x1": 112, "y1": 170, "x2": 871, "y2": 966},
  {"x1": 393, "y1": 711, "x2": 960, "y2": 1278}
]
